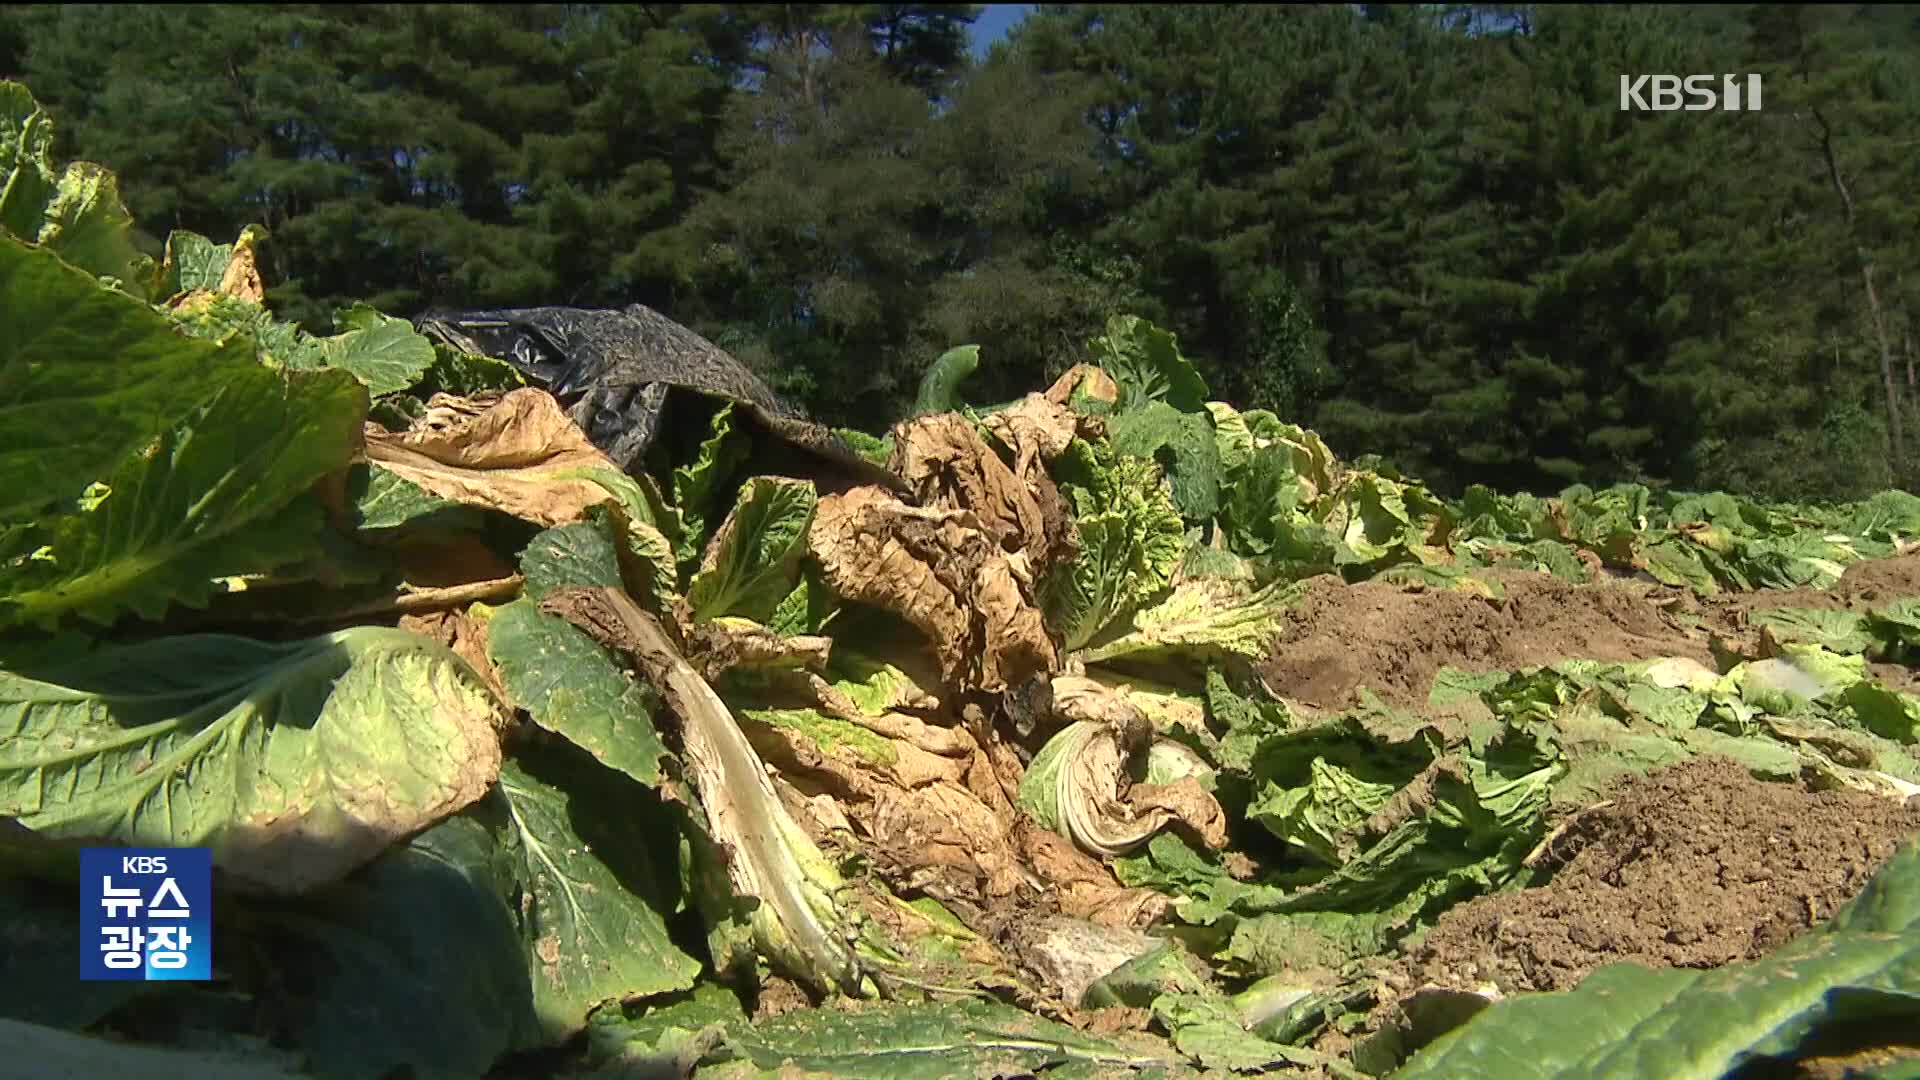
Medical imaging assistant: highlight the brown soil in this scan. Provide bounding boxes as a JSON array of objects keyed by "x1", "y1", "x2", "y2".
[
  {"x1": 1788, "y1": 1045, "x2": 1920, "y2": 1080},
  {"x1": 1257, "y1": 572, "x2": 1714, "y2": 711},
  {"x1": 1400, "y1": 757, "x2": 1920, "y2": 995},
  {"x1": 749, "y1": 976, "x2": 814, "y2": 1022},
  {"x1": 1691, "y1": 551, "x2": 1920, "y2": 619},
  {"x1": 1257, "y1": 554, "x2": 1920, "y2": 712}
]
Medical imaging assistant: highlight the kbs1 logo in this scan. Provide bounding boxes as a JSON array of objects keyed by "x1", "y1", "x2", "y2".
[
  {"x1": 80, "y1": 848, "x2": 213, "y2": 981},
  {"x1": 1619, "y1": 74, "x2": 1764, "y2": 112}
]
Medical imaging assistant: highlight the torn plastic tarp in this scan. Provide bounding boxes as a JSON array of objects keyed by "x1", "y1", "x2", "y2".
[{"x1": 415, "y1": 304, "x2": 897, "y2": 489}]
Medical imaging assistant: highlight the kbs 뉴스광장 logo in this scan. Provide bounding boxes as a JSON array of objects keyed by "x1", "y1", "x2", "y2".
[{"x1": 80, "y1": 847, "x2": 213, "y2": 981}]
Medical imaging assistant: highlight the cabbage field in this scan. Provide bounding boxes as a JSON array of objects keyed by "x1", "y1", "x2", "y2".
[{"x1": 4, "y1": 80, "x2": 1919, "y2": 1080}]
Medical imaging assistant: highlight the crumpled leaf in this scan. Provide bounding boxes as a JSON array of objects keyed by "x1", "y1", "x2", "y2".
[
  {"x1": 1018, "y1": 708, "x2": 1228, "y2": 859},
  {"x1": 1044, "y1": 441, "x2": 1187, "y2": 652},
  {"x1": 0, "y1": 627, "x2": 505, "y2": 893},
  {"x1": 1326, "y1": 472, "x2": 1456, "y2": 573},
  {"x1": 858, "y1": 770, "x2": 1036, "y2": 913},
  {"x1": 687, "y1": 477, "x2": 818, "y2": 624},
  {"x1": 809, "y1": 486, "x2": 1055, "y2": 692},
  {"x1": 1086, "y1": 667, "x2": 1210, "y2": 737},
  {"x1": 740, "y1": 705, "x2": 962, "y2": 791},
  {"x1": 1017, "y1": 818, "x2": 1178, "y2": 928},
  {"x1": 671, "y1": 403, "x2": 751, "y2": 568},
  {"x1": 1207, "y1": 403, "x2": 1337, "y2": 505},
  {"x1": 363, "y1": 389, "x2": 627, "y2": 527},
  {"x1": 1080, "y1": 577, "x2": 1301, "y2": 665},
  {"x1": 1210, "y1": 706, "x2": 1564, "y2": 943},
  {"x1": 980, "y1": 392, "x2": 1081, "y2": 481},
  {"x1": 892, "y1": 411, "x2": 1059, "y2": 570},
  {"x1": 1044, "y1": 362, "x2": 1121, "y2": 414}
]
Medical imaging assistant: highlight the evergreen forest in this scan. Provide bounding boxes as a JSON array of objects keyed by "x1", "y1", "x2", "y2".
[{"x1": 6, "y1": 3, "x2": 1916, "y2": 499}]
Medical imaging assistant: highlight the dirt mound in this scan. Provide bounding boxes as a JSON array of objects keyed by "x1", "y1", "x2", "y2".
[
  {"x1": 1672, "y1": 551, "x2": 1920, "y2": 695},
  {"x1": 1257, "y1": 555, "x2": 1920, "y2": 713},
  {"x1": 1257, "y1": 572, "x2": 1712, "y2": 710},
  {"x1": 1699, "y1": 551, "x2": 1920, "y2": 617},
  {"x1": 1835, "y1": 550, "x2": 1920, "y2": 605},
  {"x1": 1400, "y1": 757, "x2": 1920, "y2": 995}
]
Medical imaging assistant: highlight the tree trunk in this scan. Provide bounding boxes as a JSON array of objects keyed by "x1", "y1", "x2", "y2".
[
  {"x1": 1814, "y1": 109, "x2": 1904, "y2": 476},
  {"x1": 1905, "y1": 325, "x2": 1915, "y2": 419}
]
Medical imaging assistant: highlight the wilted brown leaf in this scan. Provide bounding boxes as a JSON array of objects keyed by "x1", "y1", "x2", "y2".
[
  {"x1": 1015, "y1": 819, "x2": 1169, "y2": 928},
  {"x1": 684, "y1": 617, "x2": 833, "y2": 682},
  {"x1": 1062, "y1": 719, "x2": 1228, "y2": 855},
  {"x1": 981, "y1": 394, "x2": 1080, "y2": 478},
  {"x1": 892, "y1": 413, "x2": 1050, "y2": 564},
  {"x1": 539, "y1": 586, "x2": 864, "y2": 994},
  {"x1": 1082, "y1": 669, "x2": 1209, "y2": 736},
  {"x1": 216, "y1": 227, "x2": 267, "y2": 303},
  {"x1": 1051, "y1": 675, "x2": 1153, "y2": 733},
  {"x1": 794, "y1": 673, "x2": 974, "y2": 758},
  {"x1": 1129, "y1": 779, "x2": 1228, "y2": 850},
  {"x1": 1037, "y1": 680, "x2": 1230, "y2": 859},
  {"x1": 1043, "y1": 364, "x2": 1120, "y2": 410},
  {"x1": 742, "y1": 711, "x2": 969, "y2": 793},
  {"x1": 807, "y1": 486, "x2": 1055, "y2": 692},
  {"x1": 866, "y1": 781, "x2": 1034, "y2": 903},
  {"x1": 363, "y1": 389, "x2": 622, "y2": 527},
  {"x1": 399, "y1": 607, "x2": 511, "y2": 712}
]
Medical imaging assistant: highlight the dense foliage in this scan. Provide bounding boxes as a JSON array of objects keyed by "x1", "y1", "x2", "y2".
[{"x1": 3, "y1": 3, "x2": 1917, "y2": 500}]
